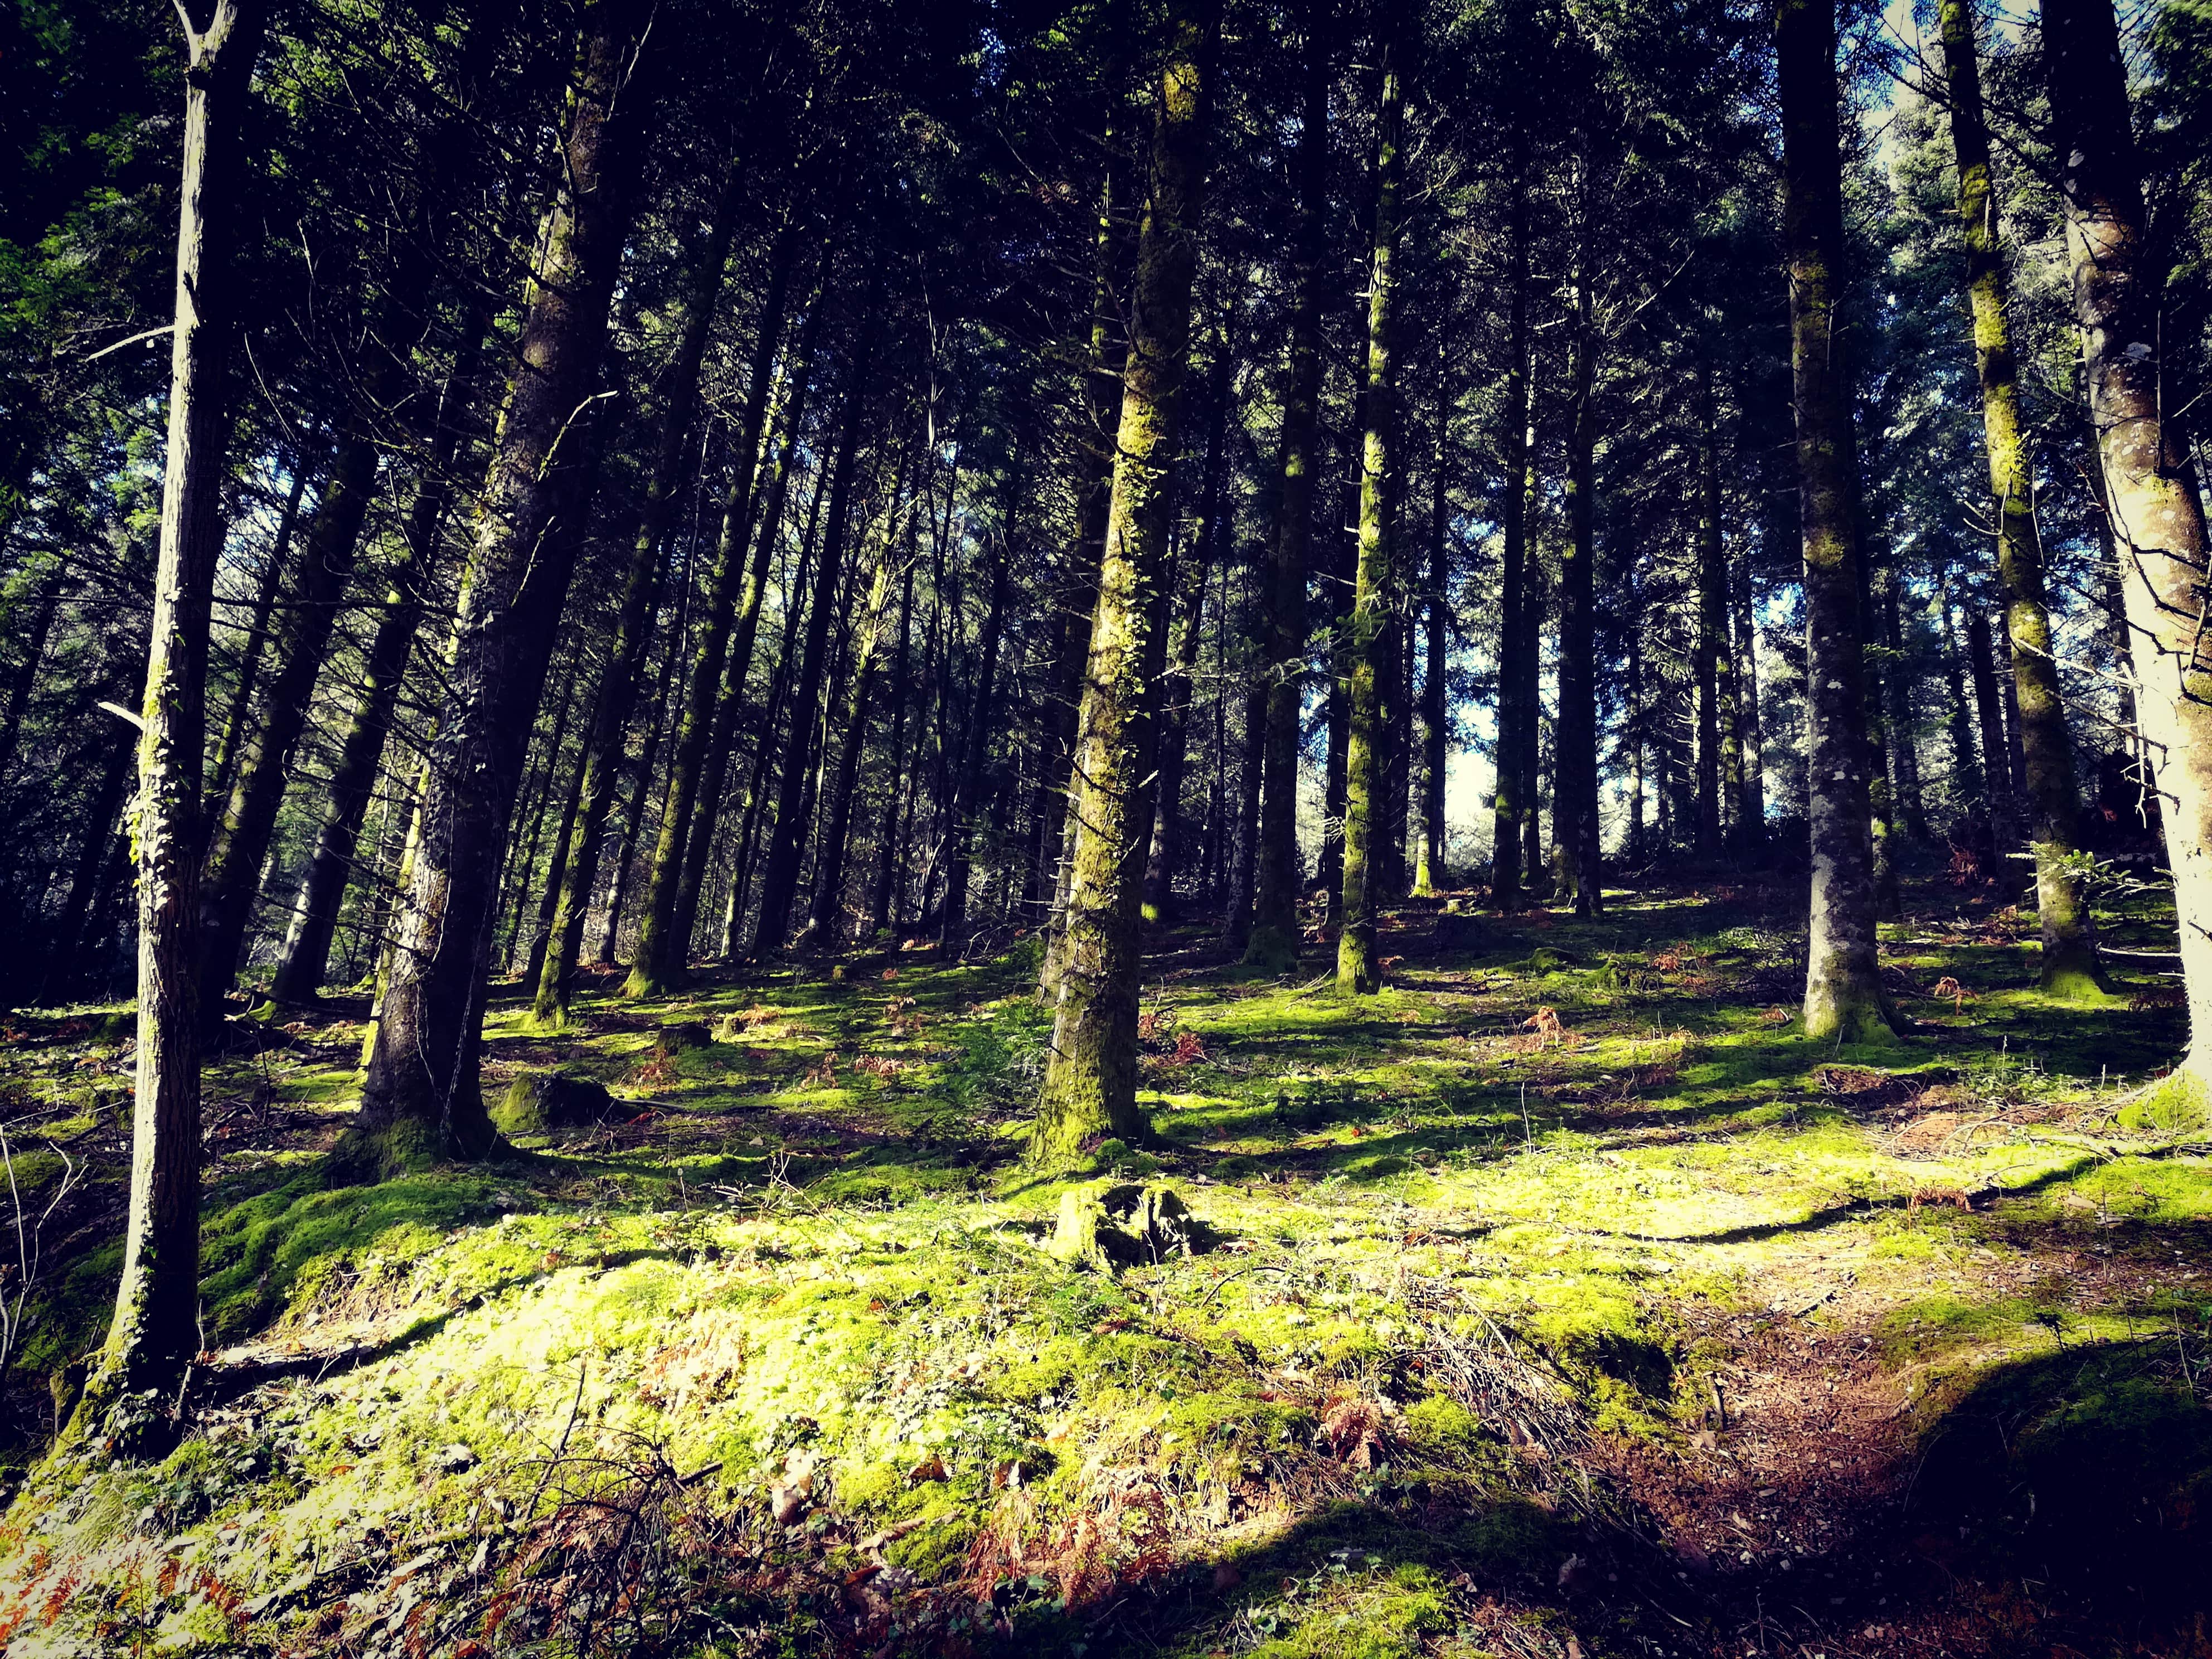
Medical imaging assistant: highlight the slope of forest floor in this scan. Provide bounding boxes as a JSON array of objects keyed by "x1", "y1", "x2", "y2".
[{"x1": 1, "y1": 870, "x2": 2209, "y2": 1658}]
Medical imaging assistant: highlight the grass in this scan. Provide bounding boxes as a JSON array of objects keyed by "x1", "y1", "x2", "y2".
[{"x1": 0, "y1": 869, "x2": 2209, "y2": 1655}]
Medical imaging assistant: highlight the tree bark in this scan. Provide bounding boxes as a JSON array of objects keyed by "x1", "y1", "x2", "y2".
[
  {"x1": 1490, "y1": 153, "x2": 1534, "y2": 908},
  {"x1": 1338, "y1": 29, "x2": 1403, "y2": 993},
  {"x1": 1248, "y1": 12, "x2": 1331, "y2": 964},
  {"x1": 868, "y1": 543, "x2": 919, "y2": 936},
  {"x1": 1964, "y1": 603, "x2": 2014, "y2": 836},
  {"x1": 1777, "y1": 0, "x2": 1896, "y2": 1044},
  {"x1": 938, "y1": 483, "x2": 1013, "y2": 944},
  {"x1": 1031, "y1": 0, "x2": 1218, "y2": 1162},
  {"x1": 1734, "y1": 551, "x2": 1765, "y2": 840},
  {"x1": 82, "y1": 0, "x2": 265, "y2": 1426},
  {"x1": 357, "y1": 4, "x2": 654, "y2": 1161}
]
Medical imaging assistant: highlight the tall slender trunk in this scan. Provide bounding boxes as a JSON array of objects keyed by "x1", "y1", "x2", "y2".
[
  {"x1": 939, "y1": 497, "x2": 1014, "y2": 943},
  {"x1": 207, "y1": 452, "x2": 313, "y2": 809},
  {"x1": 1032, "y1": 0, "x2": 1218, "y2": 1161},
  {"x1": 596, "y1": 511, "x2": 698, "y2": 962},
  {"x1": 1734, "y1": 552, "x2": 1765, "y2": 839},
  {"x1": 530, "y1": 174, "x2": 745, "y2": 1025},
  {"x1": 1416, "y1": 391, "x2": 1451, "y2": 896},
  {"x1": 1861, "y1": 545, "x2": 1904, "y2": 921},
  {"x1": 1338, "y1": 30, "x2": 1403, "y2": 993},
  {"x1": 1695, "y1": 356, "x2": 1726, "y2": 856},
  {"x1": 358, "y1": 4, "x2": 654, "y2": 1159},
  {"x1": 1490, "y1": 158, "x2": 1534, "y2": 907},
  {"x1": 44, "y1": 738, "x2": 135, "y2": 1003},
  {"x1": 1519, "y1": 564, "x2": 1547, "y2": 889},
  {"x1": 1145, "y1": 326, "x2": 1234, "y2": 921},
  {"x1": 753, "y1": 313, "x2": 881, "y2": 952},
  {"x1": 1778, "y1": 0, "x2": 1895, "y2": 1044},
  {"x1": 1249, "y1": 12, "x2": 1330, "y2": 963},
  {"x1": 1881, "y1": 570, "x2": 1927, "y2": 838},
  {"x1": 1939, "y1": 0, "x2": 2102, "y2": 990},
  {"x1": 1039, "y1": 111, "x2": 1131, "y2": 984},
  {"x1": 82, "y1": 0, "x2": 265, "y2": 1424},
  {"x1": 1556, "y1": 191, "x2": 1601, "y2": 916},
  {"x1": 519, "y1": 704, "x2": 587, "y2": 984},
  {"x1": 623, "y1": 223, "x2": 809, "y2": 993},
  {"x1": 869, "y1": 551, "x2": 918, "y2": 936}
]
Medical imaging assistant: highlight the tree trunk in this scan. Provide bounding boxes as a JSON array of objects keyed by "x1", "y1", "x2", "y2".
[
  {"x1": 1734, "y1": 552, "x2": 1765, "y2": 840},
  {"x1": 1337, "y1": 31, "x2": 1403, "y2": 993},
  {"x1": 1490, "y1": 154, "x2": 1534, "y2": 908},
  {"x1": 1695, "y1": 357, "x2": 1725, "y2": 857},
  {"x1": 1939, "y1": 0, "x2": 2103, "y2": 989},
  {"x1": 869, "y1": 551, "x2": 918, "y2": 937},
  {"x1": 1415, "y1": 391, "x2": 1451, "y2": 896},
  {"x1": 1248, "y1": 12, "x2": 1330, "y2": 964},
  {"x1": 753, "y1": 313, "x2": 881, "y2": 952},
  {"x1": 1519, "y1": 562, "x2": 1547, "y2": 890},
  {"x1": 1881, "y1": 569, "x2": 1927, "y2": 839},
  {"x1": 1556, "y1": 195, "x2": 1601, "y2": 917},
  {"x1": 1778, "y1": 0, "x2": 1896, "y2": 1044},
  {"x1": 938, "y1": 494, "x2": 1013, "y2": 944},
  {"x1": 623, "y1": 223, "x2": 808, "y2": 993},
  {"x1": 1937, "y1": 581, "x2": 1983, "y2": 809},
  {"x1": 81, "y1": 0, "x2": 265, "y2": 1427},
  {"x1": 530, "y1": 173, "x2": 744, "y2": 1025},
  {"x1": 1031, "y1": 0, "x2": 1218, "y2": 1162},
  {"x1": 357, "y1": 4, "x2": 653, "y2": 1162}
]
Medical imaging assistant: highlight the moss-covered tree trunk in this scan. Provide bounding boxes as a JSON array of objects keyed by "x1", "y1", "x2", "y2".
[
  {"x1": 1490, "y1": 156, "x2": 1534, "y2": 908},
  {"x1": 81, "y1": 0, "x2": 266, "y2": 1424},
  {"x1": 1337, "y1": 32, "x2": 1403, "y2": 994},
  {"x1": 623, "y1": 227, "x2": 808, "y2": 995},
  {"x1": 1777, "y1": 0, "x2": 1896, "y2": 1045},
  {"x1": 1248, "y1": 14, "x2": 1330, "y2": 966},
  {"x1": 1031, "y1": 0, "x2": 1219, "y2": 1163},
  {"x1": 529, "y1": 169, "x2": 744, "y2": 1026},
  {"x1": 869, "y1": 554, "x2": 918, "y2": 937},
  {"x1": 1939, "y1": 0, "x2": 2103, "y2": 993},
  {"x1": 357, "y1": 6, "x2": 654, "y2": 1161},
  {"x1": 2045, "y1": 0, "x2": 2212, "y2": 1091}
]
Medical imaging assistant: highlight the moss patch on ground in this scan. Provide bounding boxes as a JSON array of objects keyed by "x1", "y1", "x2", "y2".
[{"x1": 2, "y1": 872, "x2": 2210, "y2": 1655}]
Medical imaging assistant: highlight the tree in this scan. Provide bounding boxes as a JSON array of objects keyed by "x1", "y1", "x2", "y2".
[
  {"x1": 1338, "y1": 20, "x2": 1404, "y2": 993},
  {"x1": 2044, "y1": 0, "x2": 2212, "y2": 1092},
  {"x1": 1777, "y1": 0, "x2": 1896, "y2": 1044},
  {"x1": 78, "y1": 0, "x2": 266, "y2": 1429},
  {"x1": 356, "y1": 3, "x2": 658, "y2": 1164},
  {"x1": 1031, "y1": 0, "x2": 1219, "y2": 1163},
  {"x1": 1938, "y1": 0, "x2": 2102, "y2": 996},
  {"x1": 1248, "y1": 8, "x2": 1331, "y2": 969}
]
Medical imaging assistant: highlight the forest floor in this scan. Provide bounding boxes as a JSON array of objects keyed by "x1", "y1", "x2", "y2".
[{"x1": 0, "y1": 867, "x2": 2209, "y2": 1658}]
